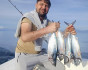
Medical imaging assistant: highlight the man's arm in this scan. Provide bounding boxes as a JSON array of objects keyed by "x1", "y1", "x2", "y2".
[{"x1": 21, "y1": 22, "x2": 60, "y2": 42}]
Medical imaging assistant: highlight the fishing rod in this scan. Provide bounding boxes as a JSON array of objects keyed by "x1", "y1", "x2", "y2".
[{"x1": 8, "y1": 0, "x2": 23, "y2": 15}]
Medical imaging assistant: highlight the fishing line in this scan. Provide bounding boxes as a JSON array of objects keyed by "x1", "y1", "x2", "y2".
[{"x1": 8, "y1": 0, "x2": 23, "y2": 15}]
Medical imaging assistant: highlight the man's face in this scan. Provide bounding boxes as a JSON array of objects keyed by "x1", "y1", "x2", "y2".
[{"x1": 36, "y1": 0, "x2": 50, "y2": 17}]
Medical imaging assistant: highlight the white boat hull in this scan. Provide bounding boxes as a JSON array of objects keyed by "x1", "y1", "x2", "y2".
[{"x1": 0, "y1": 58, "x2": 88, "y2": 70}]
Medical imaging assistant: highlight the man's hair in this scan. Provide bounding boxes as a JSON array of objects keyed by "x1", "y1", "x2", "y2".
[{"x1": 37, "y1": 0, "x2": 51, "y2": 7}]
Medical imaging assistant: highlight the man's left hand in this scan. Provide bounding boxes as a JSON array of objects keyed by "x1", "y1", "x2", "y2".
[{"x1": 65, "y1": 24, "x2": 76, "y2": 35}]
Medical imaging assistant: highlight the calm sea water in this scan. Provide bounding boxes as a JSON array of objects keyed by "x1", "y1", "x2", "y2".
[
  {"x1": 0, "y1": 29, "x2": 17, "y2": 53},
  {"x1": 0, "y1": 29, "x2": 88, "y2": 63}
]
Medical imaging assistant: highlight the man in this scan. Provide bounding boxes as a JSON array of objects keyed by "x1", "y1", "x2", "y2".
[{"x1": 15, "y1": 0, "x2": 76, "y2": 70}]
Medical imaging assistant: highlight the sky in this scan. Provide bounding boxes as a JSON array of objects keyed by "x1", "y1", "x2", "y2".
[{"x1": 0, "y1": 0, "x2": 88, "y2": 31}]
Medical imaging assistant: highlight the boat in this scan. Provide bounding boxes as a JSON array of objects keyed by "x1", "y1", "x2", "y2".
[{"x1": 0, "y1": 58, "x2": 88, "y2": 70}]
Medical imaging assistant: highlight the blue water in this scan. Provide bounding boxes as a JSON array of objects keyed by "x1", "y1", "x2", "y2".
[
  {"x1": 0, "y1": 29, "x2": 17, "y2": 53},
  {"x1": 76, "y1": 30, "x2": 88, "y2": 53},
  {"x1": 0, "y1": 47, "x2": 14, "y2": 64},
  {"x1": 0, "y1": 29, "x2": 88, "y2": 64},
  {"x1": 0, "y1": 29, "x2": 16, "y2": 64}
]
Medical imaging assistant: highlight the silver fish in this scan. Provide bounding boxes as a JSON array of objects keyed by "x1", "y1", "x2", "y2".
[
  {"x1": 64, "y1": 34, "x2": 72, "y2": 64},
  {"x1": 71, "y1": 34, "x2": 82, "y2": 66},
  {"x1": 57, "y1": 30, "x2": 65, "y2": 61},
  {"x1": 64, "y1": 20, "x2": 82, "y2": 65},
  {"x1": 48, "y1": 33, "x2": 57, "y2": 66}
]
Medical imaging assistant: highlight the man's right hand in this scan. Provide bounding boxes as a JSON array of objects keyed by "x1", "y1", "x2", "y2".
[{"x1": 47, "y1": 22, "x2": 60, "y2": 33}]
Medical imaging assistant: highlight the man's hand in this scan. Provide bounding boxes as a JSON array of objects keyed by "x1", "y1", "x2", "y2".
[
  {"x1": 65, "y1": 24, "x2": 76, "y2": 35},
  {"x1": 63, "y1": 24, "x2": 76, "y2": 38},
  {"x1": 47, "y1": 22, "x2": 60, "y2": 33}
]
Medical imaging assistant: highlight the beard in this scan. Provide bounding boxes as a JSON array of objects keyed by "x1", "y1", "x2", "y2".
[
  {"x1": 37, "y1": 9, "x2": 47, "y2": 18},
  {"x1": 38, "y1": 12, "x2": 47, "y2": 18}
]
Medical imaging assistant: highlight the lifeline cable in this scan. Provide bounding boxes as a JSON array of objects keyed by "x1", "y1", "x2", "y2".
[{"x1": 8, "y1": 0, "x2": 23, "y2": 15}]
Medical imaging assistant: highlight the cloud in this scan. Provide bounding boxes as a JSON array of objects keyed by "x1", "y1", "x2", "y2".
[
  {"x1": 0, "y1": 26, "x2": 5, "y2": 29},
  {"x1": 0, "y1": 26, "x2": 15, "y2": 31}
]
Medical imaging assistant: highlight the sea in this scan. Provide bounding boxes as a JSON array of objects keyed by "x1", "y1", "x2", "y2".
[{"x1": 0, "y1": 28, "x2": 88, "y2": 64}]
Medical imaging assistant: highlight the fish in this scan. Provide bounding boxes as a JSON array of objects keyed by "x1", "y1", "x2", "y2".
[
  {"x1": 48, "y1": 33, "x2": 57, "y2": 66},
  {"x1": 57, "y1": 30, "x2": 65, "y2": 61},
  {"x1": 71, "y1": 34, "x2": 82, "y2": 66},
  {"x1": 64, "y1": 20, "x2": 82, "y2": 65},
  {"x1": 64, "y1": 33, "x2": 72, "y2": 64}
]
